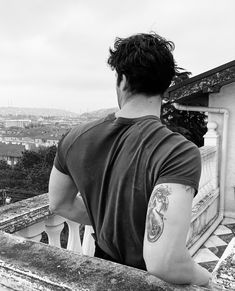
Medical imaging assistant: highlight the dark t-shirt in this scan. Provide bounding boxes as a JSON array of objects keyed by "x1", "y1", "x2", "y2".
[{"x1": 54, "y1": 113, "x2": 201, "y2": 270}]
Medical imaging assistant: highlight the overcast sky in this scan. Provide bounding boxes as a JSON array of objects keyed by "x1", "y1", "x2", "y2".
[{"x1": 0, "y1": 0, "x2": 234, "y2": 114}]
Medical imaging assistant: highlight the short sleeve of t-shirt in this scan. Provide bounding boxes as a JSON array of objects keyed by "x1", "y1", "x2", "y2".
[
  {"x1": 54, "y1": 129, "x2": 72, "y2": 175},
  {"x1": 155, "y1": 141, "x2": 201, "y2": 194}
]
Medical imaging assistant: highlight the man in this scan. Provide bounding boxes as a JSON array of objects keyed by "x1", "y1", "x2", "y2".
[{"x1": 49, "y1": 32, "x2": 211, "y2": 286}]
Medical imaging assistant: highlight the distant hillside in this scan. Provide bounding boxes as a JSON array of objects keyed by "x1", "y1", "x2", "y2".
[
  {"x1": 80, "y1": 107, "x2": 118, "y2": 120},
  {"x1": 0, "y1": 106, "x2": 119, "y2": 120},
  {"x1": 0, "y1": 107, "x2": 79, "y2": 117}
]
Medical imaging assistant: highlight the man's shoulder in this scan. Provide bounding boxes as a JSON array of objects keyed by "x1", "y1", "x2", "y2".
[
  {"x1": 57, "y1": 114, "x2": 115, "y2": 156},
  {"x1": 152, "y1": 125, "x2": 201, "y2": 164},
  {"x1": 63, "y1": 113, "x2": 115, "y2": 144},
  {"x1": 164, "y1": 124, "x2": 197, "y2": 144},
  {"x1": 149, "y1": 121, "x2": 198, "y2": 151},
  {"x1": 163, "y1": 129, "x2": 201, "y2": 166}
]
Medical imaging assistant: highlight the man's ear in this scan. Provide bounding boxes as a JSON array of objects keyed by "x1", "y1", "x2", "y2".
[{"x1": 120, "y1": 74, "x2": 128, "y2": 91}]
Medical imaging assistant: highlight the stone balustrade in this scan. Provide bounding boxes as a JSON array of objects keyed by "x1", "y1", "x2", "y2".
[
  {"x1": 0, "y1": 230, "x2": 216, "y2": 291},
  {"x1": 196, "y1": 121, "x2": 219, "y2": 207},
  {"x1": 0, "y1": 193, "x2": 95, "y2": 257},
  {"x1": 195, "y1": 146, "x2": 218, "y2": 205},
  {"x1": 187, "y1": 145, "x2": 220, "y2": 254},
  {"x1": 186, "y1": 122, "x2": 221, "y2": 255}
]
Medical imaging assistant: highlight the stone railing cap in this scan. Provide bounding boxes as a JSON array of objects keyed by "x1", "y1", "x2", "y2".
[
  {"x1": 0, "y1": 231, "x2": 212, "y2": 291},
  {"x1": 0, "y1": 193, "x2": 49, "y2": 233}
]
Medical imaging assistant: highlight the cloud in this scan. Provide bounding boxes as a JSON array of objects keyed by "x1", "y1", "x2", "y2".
[{"x1": 0, "y1": 0, "x2": 234, "y2": 112}]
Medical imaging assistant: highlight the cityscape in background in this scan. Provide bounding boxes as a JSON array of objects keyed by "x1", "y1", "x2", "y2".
[{"x1": 0, "y1": 106, "x2": 117, "y2": 206}]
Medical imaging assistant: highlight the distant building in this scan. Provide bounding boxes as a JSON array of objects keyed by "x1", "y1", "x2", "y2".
[
  {"x1": 0, "y1": 142, "x2": 25, "y2": 165},
  {"x1": 46, "y1": 138, "x2": 59, "y2": 147},
  {"x1": 5, "y1": 119, "x2": 31, "y2": 128},
  {"x1": 34, "y1": 137, "x2": 59, "y2": 147},
  {"x1": 0, "y1": 134, "x2": 59, "y2": 149}
]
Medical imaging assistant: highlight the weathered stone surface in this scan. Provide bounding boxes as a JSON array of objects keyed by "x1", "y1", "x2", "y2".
[
  {"x1": 0, "y1": 231, "x2": 212, "y2": 291},
  {"x1": 0, "y1": 194, "x2": 49, "y2": 233},
  {"x1": 0, "y1": 283, "x2": 15, "y2": 290},
  {"x1": 212, "y1": 238, "x2": 235, "y2": 289}
]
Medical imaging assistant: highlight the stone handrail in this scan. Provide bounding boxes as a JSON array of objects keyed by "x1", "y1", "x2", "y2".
[
  {"x1": 0, "y1": 231, "x2": 216, "y2": 291},
  {"x1": 0, "y1": 193, "x2": 49, "y2": 234}
]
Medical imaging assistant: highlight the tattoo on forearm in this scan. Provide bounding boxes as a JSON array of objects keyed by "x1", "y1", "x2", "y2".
[{"x1": 146, "y1": 184, "x2": 171, "y2": 243}]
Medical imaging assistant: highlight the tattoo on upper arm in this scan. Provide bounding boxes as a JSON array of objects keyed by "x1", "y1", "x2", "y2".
[{"x1": 146, "y1": 184, "x2": 171, "y2": 243}]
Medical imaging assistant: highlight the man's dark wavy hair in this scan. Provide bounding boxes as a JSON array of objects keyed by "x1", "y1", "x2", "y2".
[{"x1": 107, "y1": 32, "x2": 176, "y2": 96}]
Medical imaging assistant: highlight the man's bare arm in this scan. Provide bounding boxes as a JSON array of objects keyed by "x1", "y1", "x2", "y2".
[
  {"x1": 48, "y1": 166, "x2": 91, "y2": 225},
  {"x1": 144, "y1": 183, "x2": 211, "y2": 286}
]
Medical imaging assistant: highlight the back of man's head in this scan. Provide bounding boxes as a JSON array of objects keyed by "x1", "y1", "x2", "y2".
[{"x1": 107, "y1": 32, "x2": 176, "y2": 96}]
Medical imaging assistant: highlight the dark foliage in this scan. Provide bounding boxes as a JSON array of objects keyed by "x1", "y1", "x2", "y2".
[
  {"x1": 0, "y1": 146, "x2": 57, "y2": 200},
  {"x1": 171, "y1": 67, "x2": 192, "y2": 86},
  {"x1": 40, "y1": 146, "x2": 57, "y2": 167},
  {"x1": 161, "y1": 102, "x2": 207, "y2": 147},
  {"x1": 18, "y1": 150, "x2": 43, "y2": 169},
  {"x1": 0, "y1": 160, "x2": 11, "y2": 170},
  {"x1": 161, "y1": 68, "x2": 207, "y2": 147}
]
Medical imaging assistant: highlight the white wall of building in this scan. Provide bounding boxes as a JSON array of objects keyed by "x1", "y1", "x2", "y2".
[{"x1": 208, "y1": 82, "x2": 235, "y2": 218}]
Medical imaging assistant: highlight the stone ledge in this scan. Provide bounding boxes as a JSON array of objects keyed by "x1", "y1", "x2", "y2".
[
  {"x1": 0, "y1": 231, "x2": 210, "y2": 291},
  {"x1": 0, "y1": 194, "x2": 49, "y2": 233}
]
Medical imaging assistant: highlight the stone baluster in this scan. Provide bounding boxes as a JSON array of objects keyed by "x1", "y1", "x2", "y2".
[
  {"x1": 45, "y1": 215, "x2": 65, "y2": 248},
  {"x1": 203, "y1": 122, "x2": 219, "y2": 146},
  {"x1": 82, "y1": 225, "x2": 95, "y2": 257},
  {"x1": 66, "y1": 220, "x2": 83, "y2": 254},
  {"x1": 200, "y1": 153, "x2": 207, "y2": 189},
  {"x1": 197, "y1": 151, "x2": 207, "y2": 203},
  {"x1": 203, "y1": 122, "x2": 219, "y2": 189},
  {"x1": 205, "y1": 152, "x2": 210, "y2": 190},
  {"x1": 15, "y1": 221, "x2": 45, "y2": 242}
]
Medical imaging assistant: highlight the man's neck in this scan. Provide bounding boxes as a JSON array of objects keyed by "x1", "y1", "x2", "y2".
[{"x1": 115, "y1": 94, "x2": 162, "y2": 119}]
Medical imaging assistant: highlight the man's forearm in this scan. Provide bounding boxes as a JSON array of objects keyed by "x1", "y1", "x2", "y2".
[{"x1": 50, "y1": 195, "x2": 91, "y2": 225}]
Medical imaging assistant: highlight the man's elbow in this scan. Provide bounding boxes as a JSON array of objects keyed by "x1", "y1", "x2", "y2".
[
  {"x1": 144, "y1": 251, "x2": 192, "y2": 284},
  {"x1": 49, "y1": 200, "x2": 66, "y2": 215},
  {"x1": 145, "y1": 254, "x2": 172, "y2": 281},
  {"x1": 146, "y1": 263, "x2": 180, "y2": 284},
  {"x1": 48, "y1": 192, "x2": 69, "y2": 215},
  {"x1": 49, "y1": 203, "x2": 60, "y2": 214}
]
